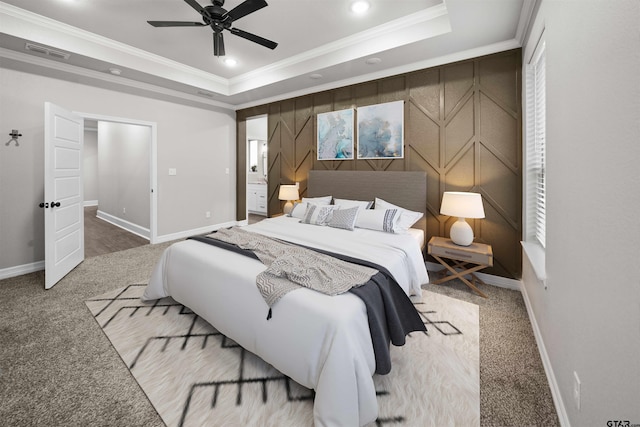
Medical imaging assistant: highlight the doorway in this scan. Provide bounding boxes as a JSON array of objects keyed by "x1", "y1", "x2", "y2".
[
  {"x1": 246, "y1": 115, "x2": 268, "y2": 222},
  {"x1": 79, "y1": 112, "x2": 158, "y2": 254}
]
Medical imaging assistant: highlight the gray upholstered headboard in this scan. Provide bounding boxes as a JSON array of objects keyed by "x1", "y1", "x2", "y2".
[{"x1": 307, "y1": 170, "x2": 427, "y2": 237}]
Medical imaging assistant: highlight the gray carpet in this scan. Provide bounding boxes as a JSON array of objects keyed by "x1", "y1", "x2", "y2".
[{"x1": 0, "y1": 242, "x2": 559, "y2": 426}]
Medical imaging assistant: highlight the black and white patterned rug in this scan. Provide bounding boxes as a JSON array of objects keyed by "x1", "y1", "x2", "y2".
[{"x1": 86, "y1": 284, "x2": 479, "y2": 427}]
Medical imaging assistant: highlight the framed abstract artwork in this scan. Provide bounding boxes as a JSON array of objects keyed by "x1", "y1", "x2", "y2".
[
  {"x1": 357, "y1": 100, "x2": 404, "y2": 159},
  {"x1": 317, "y1": 108, "x2": 354, "y2": 160}
]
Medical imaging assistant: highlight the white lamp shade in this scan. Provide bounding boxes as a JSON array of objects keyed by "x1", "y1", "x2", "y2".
[
  {"x1": 278, "y1": 185, "x2": 299, "y2": 201},
  {"x1": 440, "y1": 192, "x2": 485, "y2": 219}
]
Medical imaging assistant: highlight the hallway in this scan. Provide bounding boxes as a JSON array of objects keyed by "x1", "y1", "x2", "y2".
[{"x1": 84, "y1": 206, "x2": 148, "y2": 258}]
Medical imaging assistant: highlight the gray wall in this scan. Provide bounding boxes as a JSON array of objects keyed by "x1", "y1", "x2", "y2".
[
  {"x1": 522, "y1": 1, "x2": 640, "y2": 425},
  {"x1": 0, "y1": 67, "x2": 236, "y2": 271},
  {"x1": 97, "y1": 122, "x2": 150, "y2": 229},
  {"x1": 83, "y1": 128, "x2": 98, "y2": 204}
]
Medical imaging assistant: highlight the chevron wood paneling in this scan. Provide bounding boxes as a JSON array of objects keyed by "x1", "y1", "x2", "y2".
[{"x1": 237, "y1": 50, "x2": 522, "y2": 278}]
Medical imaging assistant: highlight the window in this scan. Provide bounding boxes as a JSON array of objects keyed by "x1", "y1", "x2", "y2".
[
  {"x1": 523, "y1": 35, "x2": 546, "y2": 282},
  {"x1": 526, "y1": 39, "x2": 546, "y2": 248}
]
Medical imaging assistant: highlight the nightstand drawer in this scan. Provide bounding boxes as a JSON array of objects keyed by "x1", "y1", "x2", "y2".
[{"x1": 428, "y1": 237, "x2": 493, "y2": 266}]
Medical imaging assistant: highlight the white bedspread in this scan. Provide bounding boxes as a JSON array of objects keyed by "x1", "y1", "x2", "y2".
[{"x1": 143, "y1": 216, "x2": 429, "y2": 426}]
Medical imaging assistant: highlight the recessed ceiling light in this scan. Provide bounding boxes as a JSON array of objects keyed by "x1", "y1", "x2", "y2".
[
  {"x1": 309, "y1": 73, "x2": 323, "y2": 80},
  {"x1": 108, "y1": 68, "x2": 122, "y2": 75},
  {"x1": 365, "y1": 57, "x2": 382, "y2": 65},
  {"x1": 223, "y1": 58, "x2": 237, "y2": 67},
  {"x1": 351, "y1": 1, "x2": 370, "y2": 14}
]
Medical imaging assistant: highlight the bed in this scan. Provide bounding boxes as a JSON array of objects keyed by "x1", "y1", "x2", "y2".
[{"x1": 143, "y1": 171, "x2": 429, "y2": 426}]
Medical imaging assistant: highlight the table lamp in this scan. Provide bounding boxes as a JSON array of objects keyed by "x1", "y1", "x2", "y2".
[
  {"x1": 279, "y1": 185, "x2": 299, "y2": 214},
  {"x1": 440, "y1": 191, "x2": 485, "y2": 246}
]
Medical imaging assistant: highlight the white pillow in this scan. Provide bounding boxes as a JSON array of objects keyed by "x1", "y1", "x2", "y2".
[
  {"x1": 374, "y1": 197, "x2": 423, "y2": 233},
  {"x1": 328, "y1": 206, "x2": 360, "y2": 231},
  {"x1": 288, "y1": 202, "x2": 306, "y2": 219},
  {"x1": 355, "y1": 209, "x2": 400, "y2": 233},
  {"x1": 333, "y1": 198, "x2": 373, "y2": 210},
  {"x1": 300, "y1": 204, "x2": 338, "y2": 226},
  {"x1": 302, "y1": 195, "x2": 332, "y2": 205}
]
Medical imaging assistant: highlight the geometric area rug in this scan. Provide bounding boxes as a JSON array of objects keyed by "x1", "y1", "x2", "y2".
[{"x1": 86, "y1": 285, "x2": 479, "y2": 427}]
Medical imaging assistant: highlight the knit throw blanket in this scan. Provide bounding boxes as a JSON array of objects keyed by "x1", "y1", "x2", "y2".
[{"x1": 206, "y1": 227, "x2": 378, "y2": 308}]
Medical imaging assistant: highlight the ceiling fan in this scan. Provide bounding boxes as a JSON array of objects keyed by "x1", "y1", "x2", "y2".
[{"x1": 147, "y1": 0, "x2": 278, "y2": 57}]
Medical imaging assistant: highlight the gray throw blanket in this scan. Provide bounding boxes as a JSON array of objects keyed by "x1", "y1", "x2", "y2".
[{"x1": 206, "y1": 227, "x2": 378, "y2": 307}]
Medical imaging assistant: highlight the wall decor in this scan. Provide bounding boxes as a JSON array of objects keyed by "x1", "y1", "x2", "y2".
[
  {"x1": 236, "y1": 49, "x2": 523, "y2": 279},
  {"x1": 357, "y1": 100, "x2": 404, "y2": 159},
  {"x1": 317, "y1": 108, "x2": 354, "y2": 160}
]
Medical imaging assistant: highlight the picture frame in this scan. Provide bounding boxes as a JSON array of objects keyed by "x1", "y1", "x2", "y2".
[
  {"x1": 317, "y1": 108, "x2": 354, "y2": 160},
  {"x1": 357, "y1": 100, "x2": 404, "y2": 159}
]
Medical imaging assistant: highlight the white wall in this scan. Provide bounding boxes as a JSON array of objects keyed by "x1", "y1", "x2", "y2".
[
  {"x1": 522, "y1": 1, "x2": 640, "y2": 425},
  {"x1": 0, "y1": 67, "x2": 236, "y2": 271}
]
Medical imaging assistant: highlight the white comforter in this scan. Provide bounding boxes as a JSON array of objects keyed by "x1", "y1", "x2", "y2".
[{"x1": 143, "y1": 216, "x2": 429, "y2": 426}]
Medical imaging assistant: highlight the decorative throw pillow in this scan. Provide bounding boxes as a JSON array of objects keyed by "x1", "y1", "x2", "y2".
[
  {"x1": 355, "y1": 208, "x2": 400, "y2": 233},
  {"x1": 333, "y1": 198, "x2": 373, "y2": 211},
  {"x1": 300, "y1": 204, "x2": 337, "y2": 226},
  {"x1": 328, "y1": 206, "x2": 360, "y2": 231},
  {"x1": 374, "y1": 197, "x2": 423, "y2": 233},
  {"x1": 302, "y1": 195, "x2": 332, "y2": 205},
  {"x1": 288, "y1": 202, "x2": 307, "y2": 219}
]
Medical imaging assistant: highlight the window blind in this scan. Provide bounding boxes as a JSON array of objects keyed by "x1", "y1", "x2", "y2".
[{"x1": 526, "y1": 41, "x2": 546, "y2": 248}]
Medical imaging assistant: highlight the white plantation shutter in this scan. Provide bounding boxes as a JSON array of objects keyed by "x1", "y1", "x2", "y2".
[{"x1": 526, "y1": 41, "x2": 546, "y2": 248}]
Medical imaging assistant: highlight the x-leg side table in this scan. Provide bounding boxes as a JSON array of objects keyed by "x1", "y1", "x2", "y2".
[{"x1": 427, "y1": 236, "x2": 493, "y2": 298}]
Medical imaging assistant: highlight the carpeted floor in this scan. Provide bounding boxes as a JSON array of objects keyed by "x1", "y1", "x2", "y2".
[{"x1": 0, "y1": 242, "x2": 559, "y2": 426}]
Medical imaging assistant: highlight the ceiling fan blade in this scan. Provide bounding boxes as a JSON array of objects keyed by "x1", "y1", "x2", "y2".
[
  {"x1": 230, "y1": 27, "x2": 277, "y2": 50},
  {"x1": 183, "y1": 0, "x2": 206, "y2": 15},
  {"x1": 147, "y1": 21, "x2": 206, "y2": 27},
  {"x1": 213, "y1": 32, "x2": 225, "y2": 56},
  {"x1": 225, "y1": 0, "x2": 268, "y2": 22}
]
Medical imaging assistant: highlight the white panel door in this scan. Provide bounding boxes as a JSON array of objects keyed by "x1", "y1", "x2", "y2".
[{"x1": 44, "y1": 102, "x2": 84, "y2": 289}]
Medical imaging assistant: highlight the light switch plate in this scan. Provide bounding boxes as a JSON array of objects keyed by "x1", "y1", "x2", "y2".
[{"x1": 168, "y1": 168, "x2": 177, "y2": 176}]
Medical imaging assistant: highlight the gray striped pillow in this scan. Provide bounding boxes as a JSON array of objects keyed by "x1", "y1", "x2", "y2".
[
  {"x1": 328, "y1": 207, "x2": 360, "y2": 231},
  {"x1": 300, "y1": 204, "x2": 337, "y2": 225}
]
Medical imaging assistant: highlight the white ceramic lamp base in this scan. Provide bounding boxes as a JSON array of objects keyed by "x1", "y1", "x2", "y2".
[
  {"x1": 450, "y1": 218, "x2": 474, "y2": 246},
  {"x1": 283, "y1": 201, "x2": 294, "y2": 215}
]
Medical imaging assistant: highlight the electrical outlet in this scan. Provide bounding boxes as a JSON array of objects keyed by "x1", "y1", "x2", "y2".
[
  {"x1": 205, "y1": 211, "x2": 211, "y2": 218},
  {"x1": 168, "y1": 168, "x2": 177, "y2": 176},
  {"x1": 122, "y1": 207, "x2": 126, "y2": 214},
  {"x1": 573, "y1": 371, "x2": 581, "y2": 410}
]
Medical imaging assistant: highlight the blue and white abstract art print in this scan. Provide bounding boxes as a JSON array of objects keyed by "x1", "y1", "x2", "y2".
[
  {"x1": 317, "y1": 108, "x2": 354, "y2": 160},
  {"x1": 357, "y1": 100, "x2": 404, "y2": 159}
]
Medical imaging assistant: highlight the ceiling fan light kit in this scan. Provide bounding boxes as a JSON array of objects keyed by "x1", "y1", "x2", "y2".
[{"x1": 148, "y1": 0, "x2": 278, "y2": 57}]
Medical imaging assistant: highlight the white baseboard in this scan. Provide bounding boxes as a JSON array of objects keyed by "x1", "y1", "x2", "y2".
[
  {"x1": 0, "y1": 260, "x2": 44, "y2": 281},
  {"x1": 520, "y1": 283, "x2": 570, "y2": 426},
  {"x1": 96, "y1": 210, "x2": 150, "y2": 240},
  {"x1": 425, "y1": 261, "x2": 521, "y2": 291},
  {"x1": 154, "y1": 220, "x2": 239, "y2": 244},
  {"x1": 83, "y1": 200, "x2": 98, "y2": 207}
]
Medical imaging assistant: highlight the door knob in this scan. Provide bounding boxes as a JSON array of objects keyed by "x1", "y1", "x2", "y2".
[
  {"x1": 39, "y1": 202, "x2": 49, "y2": 208},
  {"x1": 50, "y1": 201, "x2": 61, "y2": 208}
]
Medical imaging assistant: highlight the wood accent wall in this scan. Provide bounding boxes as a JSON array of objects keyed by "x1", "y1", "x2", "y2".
[{"x1": 237, "y1": 49, "x2": 522, "y2": 278}]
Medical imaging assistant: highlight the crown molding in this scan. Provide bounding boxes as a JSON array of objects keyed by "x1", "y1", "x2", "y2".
[
  {"x1": 1, "y1": 1, "x2": 451, "y2": 99},
  {"x1": 516, "y1": 0, "x2": 541, "y2": 45},
  {"x1": 0, "y1": 2, "x2": 229, "y2": 94},
  {"x1": 234, "y1": 38, "x2": 521, "y2": 110},
  {"x1": 0, "y1": 47, "x2": 235, "y2": 111},
  {"x1": 229, "y1": 4, "x2": 451, "y2": 94}
]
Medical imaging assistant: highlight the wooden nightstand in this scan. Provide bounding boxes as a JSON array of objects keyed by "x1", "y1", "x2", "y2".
[{"x1": 427, "y1": 236, "x2": 493, "y2": 298}]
